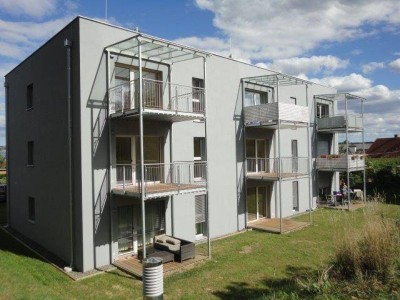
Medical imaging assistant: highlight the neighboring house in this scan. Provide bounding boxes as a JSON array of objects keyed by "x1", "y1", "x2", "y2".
[
  {"x1": 367, "y1": 135, "x2": 400, "y2": 157},
  {"x1": 339, "y1": 141, "x2": 373, "y2": 154},
  {"x1": 4, "y1": 17, "x2": 364, "y2": 273}
]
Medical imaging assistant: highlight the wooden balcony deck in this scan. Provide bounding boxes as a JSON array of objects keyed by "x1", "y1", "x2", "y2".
[
  {"x1": 114, "y1": 254, "x2": 208, "y2": 279},
  {"x1": 248, "y1": 218, "x2": 309, "y2": 234},
  {"x1": 247, "y1": 172, "x2": 308, "y2": 181},
  {"x1": 112, "y1": 183, "x2": 206, "y2": 198}
]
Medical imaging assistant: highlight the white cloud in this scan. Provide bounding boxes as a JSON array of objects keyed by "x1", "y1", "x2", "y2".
[
  {"x1": 0, "y1": 17, "x2": 73, "y2": 59},
  {"x1": 264, "y1": 55, "x2": 348, "y2": 76},
  {"x1": 311, "y1": 73, "x2": 372, "y2": 92},
  {"x1": 0, "y1": 0, "x2": 58, "y2": 18},
  {"x1": 184, "y1": 0, "x2": 400, "y2": 60},
  {"x1": 351, "y1": 49, "x2": 363, "y2": 55},
  {"x1": 362, "y1": 62, "x2": 385, "y2": 74},
  {"x1": 388, "y1": 58, "x2": 400, "y2": 72}
]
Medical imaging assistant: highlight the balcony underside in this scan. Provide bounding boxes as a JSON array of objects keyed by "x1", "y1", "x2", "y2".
[
  {"x1": 317, "y1": 166, "x2": 364, "y2": 172},
  {"x1": 247, "y1": 172, "x2": 309, "y2": 181},
  {"x1": 245, "y1": 120, "x2": 308, "y2": 129},
  {"x1": 317, "y1": 126, "x2": 363, "y2": 133},
  {"x1": 110, "y1": 108, "x2": 205, "y2": 122},
  {"x1": 112, "y1": 183, "x2": 207, "y2": 199}
]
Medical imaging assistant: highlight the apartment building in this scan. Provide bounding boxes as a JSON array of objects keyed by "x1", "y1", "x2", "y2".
[{"x1": 5, "y1": 17, "x2": 364, "y2": 272}]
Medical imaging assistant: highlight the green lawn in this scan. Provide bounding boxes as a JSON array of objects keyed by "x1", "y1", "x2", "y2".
[{"x1": 0, "y1": 205, "x2": 399, "y2": 299}]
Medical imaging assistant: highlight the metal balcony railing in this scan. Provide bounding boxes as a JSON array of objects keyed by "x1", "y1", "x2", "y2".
[
  {"x1": 109, "y1": 78, "x2": 205, "y2": 115},
  {"x1": 317, "y1": 114, "x2": 363, "y2": 131},
  {"x1": 316, "y1": 155, "x2": 365, "y2": 171},
  {"x1": 246, "y1": 157, "x2": 309, "y2": 178},
  {"x1": 112, "y1": 161, "x2": 207, "y2": 196}
]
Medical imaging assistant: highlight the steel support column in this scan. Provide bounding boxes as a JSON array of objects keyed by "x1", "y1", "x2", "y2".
[{"x1": 138, "y1": 40, "x2": 146, "y2": 259}]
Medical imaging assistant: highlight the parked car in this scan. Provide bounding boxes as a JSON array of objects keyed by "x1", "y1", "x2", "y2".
[{"x1": 0, "y1": 184, "x2": 6, "y2": 203}]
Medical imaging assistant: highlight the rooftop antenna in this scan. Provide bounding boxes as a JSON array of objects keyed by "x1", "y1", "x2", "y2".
[
  {"x1": 229, "y1": 36, "x2": 232, "y2": 58},
  {"x1": 105, "y1": 0, "x2": 108, "y2": 21}
]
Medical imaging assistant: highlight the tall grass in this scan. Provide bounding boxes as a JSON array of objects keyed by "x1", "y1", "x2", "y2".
[{"x1": 333, "y1": 200, "x2": 400, "y2": 282}]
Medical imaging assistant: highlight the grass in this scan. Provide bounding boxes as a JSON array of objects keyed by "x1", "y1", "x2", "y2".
[{"x1": 0, "y1": 204, "x2": 399, "y2": 299}]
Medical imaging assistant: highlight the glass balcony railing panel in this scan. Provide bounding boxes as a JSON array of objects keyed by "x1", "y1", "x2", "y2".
[
  {"x1": 316, "y1": 155, "x2": 365, "y2": 170},
  {"x1": 317, "y1": 115, "x2": 363, "y2": 131},
  {"x1": 244, "y1": 102, "x2": 309, "y2": 126}
]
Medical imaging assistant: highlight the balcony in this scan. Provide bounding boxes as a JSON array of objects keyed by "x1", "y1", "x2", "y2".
[
  {"x1": 109, "y1": 78, "x2": 205, "y2": 122},
  {"x1": 316, "y1": 154, "x2": 365, "y2": 171},
  {"x1": 246, "y1": 157, "x2": 309, "y2": 181},
  {"x1": 317, "y1": 115, "x2": 363, "y2": 132},
  {"x1": 244, "y1": 102, "x2": 309, "y2": 128},
  {"x1": 111, "y1": 161, "x2": 207, "y2": 199}
]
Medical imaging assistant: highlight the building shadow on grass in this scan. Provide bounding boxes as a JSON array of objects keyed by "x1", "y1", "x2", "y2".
[
  {"x1": 0, "y1": 228, "x2": 46, "y2": 262},
  {"x1": 213, "y1": 265, "x2": 319, "y2": 299}
]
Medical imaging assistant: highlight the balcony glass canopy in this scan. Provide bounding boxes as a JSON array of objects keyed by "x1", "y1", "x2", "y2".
[
  {"x1": 106, "y1": 33, "x2": 208, "y2": 64},
  {"x1": 242, "y1": 74, "x2": 312, "y2": 87},
  {"x1": 314, "y1": 93, "x2": 366, "y2": 102}
]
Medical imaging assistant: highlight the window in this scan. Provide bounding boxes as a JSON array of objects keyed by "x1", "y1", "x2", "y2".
[
  {"x1": 195, "y1": 195, "x2": 207, "y2": 238},
  {"x1": 317, "y1": 103, "x2": 329, "y2": 118},
  {"x1": 194, "y1": 138, "x2": 206, "y2": 179},
  {"x1": 192, "y1": 78, "x2": 204, "y2": 112},
  {"x1": 244, "y1": 89, "x2": 268, "y2": 107},
  {"x1": 28, "y1": 197, "x2": 35, "y2": 222},
  {"x1": 27, "y1": 141, "x2": 34, "y2": 166},
  {"x1": 293, "y1": 181, "x2": 299, "y2": 211},
  {"x1": 289, "y1": 97, "x2": 297, "y2": 105},
  {"x1": 27, "y1": 84, "x2": 33, "y2": 110}
]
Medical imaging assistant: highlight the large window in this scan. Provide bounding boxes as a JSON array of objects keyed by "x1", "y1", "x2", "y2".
[
  {"x1": 28, "y1": 197, "x2": 35, "y2": 222},
  {"x1": 195, "y1": 195, "x2": 207, "y2": 238},
  {"x1": 244, "y1": 89, "x2": 268, "y2": 107},
  {"x1": 138, "y1": 201, "x2": 166, "y2": 247}
]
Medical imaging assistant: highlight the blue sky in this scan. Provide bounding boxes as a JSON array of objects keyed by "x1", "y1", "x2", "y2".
[{"x1": 1, "y1": 0, "x2": 400, "y2": 145}]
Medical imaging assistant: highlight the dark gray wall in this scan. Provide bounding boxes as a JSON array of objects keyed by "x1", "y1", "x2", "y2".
[{"x1": 5, "y1": 19, "x2": 81, "y2": 266}]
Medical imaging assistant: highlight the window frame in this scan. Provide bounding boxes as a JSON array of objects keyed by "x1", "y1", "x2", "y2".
[
  {"x1": 27, "y1": 141, "x2": 34, "y2": 167},
  {"x1": 26, "y1": 83, "x2": 33, "y2": 111},
  {"x1": 28, "y1": 196, "x2": 36, "y2": 223}
]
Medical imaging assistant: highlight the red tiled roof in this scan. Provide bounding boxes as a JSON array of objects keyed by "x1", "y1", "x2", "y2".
[{"x1": 367, "y1": 137, "x2": 400, "y2": 157}]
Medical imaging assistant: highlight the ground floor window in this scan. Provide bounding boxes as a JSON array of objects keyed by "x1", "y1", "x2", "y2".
[{"x1": 195, "y1": 195, "x2": 207, "y2": 239}]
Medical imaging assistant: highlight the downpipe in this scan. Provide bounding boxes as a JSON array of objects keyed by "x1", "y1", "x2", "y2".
[{"x1": 64, "y1": 38, "x2": 74, "y2": 271}]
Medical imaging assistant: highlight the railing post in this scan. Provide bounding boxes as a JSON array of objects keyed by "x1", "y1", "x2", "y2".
[
  {"x1": 175, "y1": 86, "x2": 178, "y2": 111},
  {"x1": 189, "y1": 163, "x2": 192, "y2": 184},
  {"x1": 123, "y1": 166, "x2": 126, "y2": 191}
]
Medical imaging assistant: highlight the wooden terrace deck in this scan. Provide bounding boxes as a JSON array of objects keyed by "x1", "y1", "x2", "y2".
[
  {"x1": 114, "y1": 254, "x2": 208, "y2": 279},
  {"x1": 248, "y1": 218, "x2": 309, "y2": 234}
]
